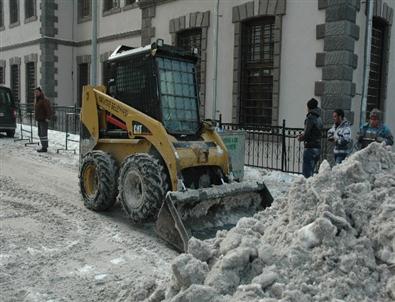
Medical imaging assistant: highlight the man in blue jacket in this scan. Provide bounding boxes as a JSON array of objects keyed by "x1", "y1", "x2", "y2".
[
  {"x1": 357, "y1": 108, "x2": 393, "y2": 149},
  {"x1": 327, "y1": 109, "x2": 352, "y2": 164},
  {"x1": 298, "y1": 98, "x2": 323, "y2": 178}
]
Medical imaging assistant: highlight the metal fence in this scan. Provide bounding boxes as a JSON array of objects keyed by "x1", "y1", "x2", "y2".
[
  {"x1": 17, "y1": 103, "x2": 81, "y2": 135},
  {"x1": 220, "y1": 120, "x2": 330, "y2": 174},
  {"x1": 15, "y1": 103, "x2": 329, "y2": 174}
]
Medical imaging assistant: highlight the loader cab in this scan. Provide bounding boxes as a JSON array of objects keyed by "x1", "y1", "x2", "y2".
[{"x1": 107, "y1": 41, "x2": 201, "y2": 139}]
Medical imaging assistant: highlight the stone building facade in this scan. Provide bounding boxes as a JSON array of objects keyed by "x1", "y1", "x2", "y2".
[{"x1": 0, "y1": 0, "x2": 394, "y2": 133}]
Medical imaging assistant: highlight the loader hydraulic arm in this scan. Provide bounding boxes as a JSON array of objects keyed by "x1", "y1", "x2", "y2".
[{"x1": 81, "y1": 85, "x2": 179, "y2": 190}]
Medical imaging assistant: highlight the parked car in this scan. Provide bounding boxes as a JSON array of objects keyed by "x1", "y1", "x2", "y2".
[{"x1": 0, "y1": 85, "x2": 17, "y2": 137}]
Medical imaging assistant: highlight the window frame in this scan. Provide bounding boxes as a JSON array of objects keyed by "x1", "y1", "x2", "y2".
[
  {"x1": 9, "y1": 0, "x2": 20, "y2": 27},
  {"x1": 239, "y1": 17, "x2": 275, "y2": 126},
  {"x1": 25, "y1": 61, "x2": 36, "y2": 104},
  {"x1": 0, "y1": 0, "x2": 4, "y2": 30},
  {"x1": 24, "y1": 0, "x2": 37, "y2": 23},
  {"x1": 102, "y1": 0, "x2": 121, "y2": 16},
  {"x1": 78, "y1": 0, "x2": 91, "y2": 23},
  {"x1": 0, "y1": 66, "x2": 5, "y2": 84},
  {"x1": 10, "y1": 64, "x2": 20, "y2": 103}
]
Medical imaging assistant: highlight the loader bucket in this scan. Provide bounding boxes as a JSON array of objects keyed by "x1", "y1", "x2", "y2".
[{"x1": 155, "y1": 181, "x2": 273, "y2": 252}]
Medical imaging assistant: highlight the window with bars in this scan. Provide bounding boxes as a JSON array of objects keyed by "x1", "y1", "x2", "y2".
[
  {"x1": 25, "y1": 0, "x2": 35, "y2": 19},
  {"x1": 157, "y1": 57, "x2": 199, "y2": 134},
  {"x1": 25, "y1": 62, "x2": 36, "y2": 104},
  {"x1": 0, "y1": 0, "x2": 4, "y2": 28},
  {"x1": 240, "y1": 17, "x2": 275, "y2": 125},
  {"x1": 78, "y1": 0, "x2": 90, "y2": 20},
  {"x1": 103, "y1": 0, "x2": 119, "y2": 12},
  {"x1": 176, "y1": 28, "x2": 202, "y2": 87},
  {"x1": 366, "y1": 17, "x2": 387, "y2": 118},
  {"x1": 78, "y1": 63, "x2": 89, "y2": 106},
  {"x1": 0, "y1": 66, "x2": 4, "y2": 84},
  {"x1": 102, "y1": 62, "x2": 111, "y2": 87},
  {"x1": 10, "y1": 64, "x2": 20, "y2": 102},
  {"x1": 10, "y1": 0, "x2": 19, "y2": 24}
]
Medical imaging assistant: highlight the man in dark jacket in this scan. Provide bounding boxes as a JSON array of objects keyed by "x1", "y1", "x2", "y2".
[
  {"x1": 34, "y1": 87, "x2": 52, "y2": 152},
  {"x1": 298, "y1": 98, "x2": 323, "y2": 178}
]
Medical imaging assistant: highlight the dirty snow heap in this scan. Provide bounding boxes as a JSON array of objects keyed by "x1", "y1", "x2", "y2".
[{"x1": 148, "y1": 143, "x2": 395, "y2": 302}]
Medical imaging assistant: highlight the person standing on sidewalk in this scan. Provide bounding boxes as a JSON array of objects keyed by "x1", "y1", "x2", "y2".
[
  {"x1": 34, "y1": 87, "x2": 52, "y2": 152},
  {"x1": 298, "y1": 98, "x2": 323, "y2": 178},
  {"x1": 327, "y1": 109, "x2": 352, "y2": 164}
]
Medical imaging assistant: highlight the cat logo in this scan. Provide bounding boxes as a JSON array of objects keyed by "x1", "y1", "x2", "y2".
[
  {"x1": 133, "y1": 124, "x2": 143, "y2": 134},
  {"x1": 132, "y1": 122, "x2": 151, "y2": 135}
]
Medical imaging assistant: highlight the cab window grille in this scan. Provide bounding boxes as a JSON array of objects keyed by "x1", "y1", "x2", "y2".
[
  {"x1": 10, "y1": 64, "x2": 20, "y2": 102},
  {"x1": 240, "y1": 17, "x2": 274, "y2": 126},
  {"x1": 157, "y1": 57, "x2": 199, "y2": 134},
  {"x1": 10, "y1": 0, "x2": 19, "y2": 24},
  {"x1": 25, "y1": 0, "x2": 35, "y2": 19},
  {"x1": 25, "y1": 62, "x2": 36, "y2": 104}
]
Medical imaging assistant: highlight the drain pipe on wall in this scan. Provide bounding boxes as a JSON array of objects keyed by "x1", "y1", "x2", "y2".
[
  {"x1": 91, "y1": 0, "x2": 98, "y2": 85},
  {"x1": 359, "y1": 0, "x2": 374, "y2": 128},
  {"x1": 212, "y1": 0, "x2": 220, "y2": 120}
]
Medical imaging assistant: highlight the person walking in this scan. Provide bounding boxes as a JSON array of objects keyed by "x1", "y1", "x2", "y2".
[
  {"x1": 357, "y1": 108, "x2": 393, "y2": 149},
  {"x1": 34, "y1": 87, "x2": 52, "y2": 152},
  {"x1": 298, "y1": 98, "x2": 323, "y2": 178},
  {"x1": 327, "y1": 109, "x2": 352, "y2": 164}
]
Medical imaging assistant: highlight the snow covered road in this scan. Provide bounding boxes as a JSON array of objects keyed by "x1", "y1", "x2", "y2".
[{"x1": 0, "y1": 134, "x2": 177, "y2": 301}]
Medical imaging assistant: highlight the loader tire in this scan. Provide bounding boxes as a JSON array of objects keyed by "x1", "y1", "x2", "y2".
[
  {"x1": 79, "y1": 151, "x2": 118, "y2": 211},
  {"x1": 117, "y1": 153, "x2": 166, "y2": 223}
]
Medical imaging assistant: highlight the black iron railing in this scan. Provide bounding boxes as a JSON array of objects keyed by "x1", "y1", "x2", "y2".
[
  {"x1": 220, "y1": 120, "x2": 329, "y2": 174},
  {"x1": 15, "y1": 103, "x2": 329, "y2": 174}
]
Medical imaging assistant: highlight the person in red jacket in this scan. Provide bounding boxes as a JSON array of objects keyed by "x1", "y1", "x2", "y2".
[{"x1": 34, "y1": 87, "x2": 52, "y2": 152}]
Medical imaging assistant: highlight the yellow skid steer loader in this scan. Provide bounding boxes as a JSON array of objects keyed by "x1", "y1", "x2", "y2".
[{"x1": 79, "y1": 40, "x2": 273, "y2": 252}]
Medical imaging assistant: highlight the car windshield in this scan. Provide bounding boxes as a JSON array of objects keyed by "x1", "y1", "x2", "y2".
[{"x1": 157, "y1": 57, "x2": 199, "y2": 135}]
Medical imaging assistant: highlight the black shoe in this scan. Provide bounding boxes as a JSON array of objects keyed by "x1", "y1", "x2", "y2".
[{"x1": 37, "y1": 148, "x2": 47, "y2": 153}]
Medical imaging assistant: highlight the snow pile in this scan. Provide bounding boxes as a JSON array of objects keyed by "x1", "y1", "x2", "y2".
[{"x1": 151, "y1": 143, "x2": 395, "y2": 302}]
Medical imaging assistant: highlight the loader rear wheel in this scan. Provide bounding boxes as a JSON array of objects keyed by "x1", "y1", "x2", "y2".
[
  {"x1": 79, "y1": 151, "x2": 118, "y2": 211},
  {"x1": 117, "y1": 153, "x2": 166, "y2": 223}
]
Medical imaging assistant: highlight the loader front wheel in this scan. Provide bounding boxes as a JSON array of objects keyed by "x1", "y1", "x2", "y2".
[
  {"x1": 117, "y1": 154, "x2": 166, "y2": 223},
  {"x1": 79, "y1": 151, "x2": 118, "y2": 211}
]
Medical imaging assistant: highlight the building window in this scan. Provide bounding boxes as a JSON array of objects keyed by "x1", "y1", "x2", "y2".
[
  {"x1": 78, "y1": 63, "x2": 89, "y2": 106},
  {"x1": 24, "y1": 0, "x2": 35, "y2": 19},
  {"x1": 102, "y1": 61, "x2": 111, "y2": 87},
  {"x1": 103, "y1": 0, "x2": 119, "y2": 12},
  {"x1": 0, "y1": 66, "x2": 4, "y2": 84},
  {"x1": 10, "y1": 64, "x2": 20, "y2": 102},
  {"x1": 176, "y1": 28, "x2": 202, "y2": 87},
  {"x1": 240, "y1": 17, "x2": 275, "y2": 125},
  {"x1": 367, "y1": 17, "x2": 388, "y2": 117},
  {"x1": 125, "y1": 0, "x2": 135, "y2": 5},
  {"x1": 10, "y1": 0, "x2": 19, "y2": 25},
  {"x1": 0, "y1": 0, "x2": 4, "y2": 28},
  {"x1": 78, "y1": 0, "x2": 91, "y2": 21},
  {"x1": 25, "y1": 62, "x2": 36, "y2": 104}
]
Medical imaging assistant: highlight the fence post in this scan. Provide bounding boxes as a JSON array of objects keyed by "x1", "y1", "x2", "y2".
[
  {"x1": 281, "y1": 119, "x2": 286, "y2": 172},
  {"x1": 24, "y1": 110, "x2": 39, "y2": 147}
]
